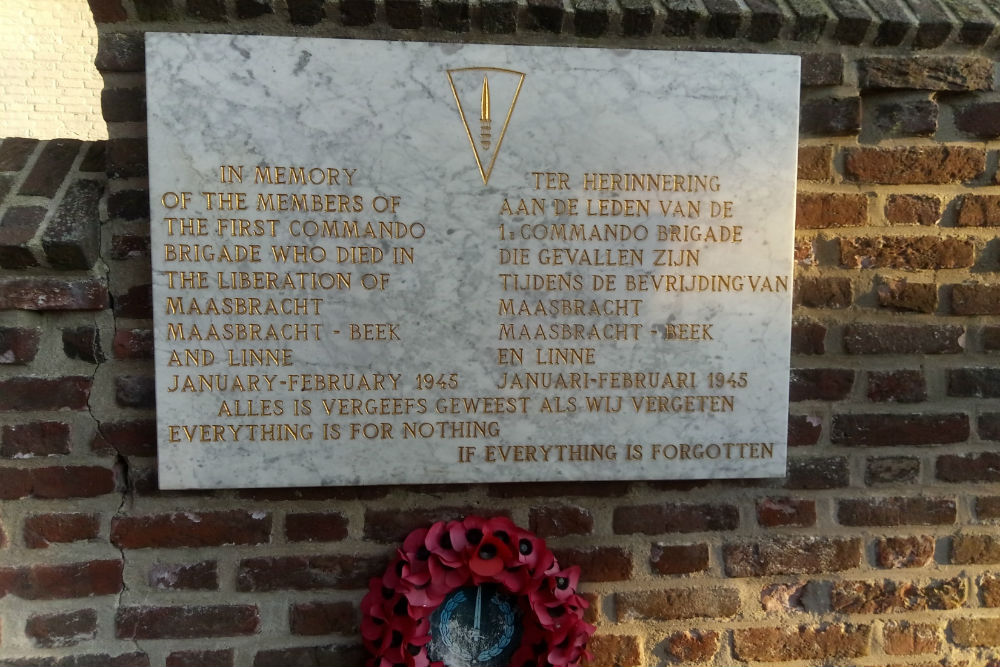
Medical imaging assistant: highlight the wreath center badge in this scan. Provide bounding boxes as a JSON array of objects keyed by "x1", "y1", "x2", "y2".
[{"x1": 361, "y1": 516, "x2": 595, "y2": 667}]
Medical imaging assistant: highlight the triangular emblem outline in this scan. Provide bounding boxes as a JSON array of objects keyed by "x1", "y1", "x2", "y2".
[{"x1": 446, "y1": 67, "x2": 526, "y2": 185}]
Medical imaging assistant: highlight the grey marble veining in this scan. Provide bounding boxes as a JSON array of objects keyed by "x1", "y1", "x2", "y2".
[{"x1": 147, "y1": 34, "x2": 800, "y2": 488}]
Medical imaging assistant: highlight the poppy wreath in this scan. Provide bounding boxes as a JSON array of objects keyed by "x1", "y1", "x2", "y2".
[{"x1": 361, "y1": 515, "x2": 595, "y2": 667}]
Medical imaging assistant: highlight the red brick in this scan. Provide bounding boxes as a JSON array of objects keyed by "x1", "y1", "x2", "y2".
[
  {"x1": 882, "y1": 621, "x2": 939, "y2": 655},
  {"x1": 955, "y1": 102, "x2": 1000, "y2": 138},
  {"x1": 756, "y1": 497, "x2": 816, "y2": 527},
  {"x1": 800, "y1": 97, "x2": 861, "y2": 135},
  {"x1": 664, "y1": 629, "x2": 719, "y2": 663},
  {"x1": 858, "y1": 56, "x2": 994, "y2": 91},
  {"x1": 885, "y1": 194, "x2": 941, "y2": 225},
  {"x1": 833, "y1": 412, "x2": 968, "y2": 446},
  {"x1": 957, "y1": 194, "x2": 1000, "y2": 227},
  {"x1": 876, "y1": 279, "x2": 937, "y2": 313},
  {"x1": 724, "y1": 536, "x2": 862, "y2": 576},
  {"x1": 650, "y1": 543, "x2": 709, "y2": 575},
  {"x1": 552, "y1": 546, "x2": 632, "y2": 581},
  {"x1": 840, "y1": 235, "x2": 974, "y2": 269},
  {"x1": 113, "y1": 329, "x2": 154, "y2": 359},
  {"x1": 866, "y1": 456, "x2": 920, "y2": 485},
  {"x1": 950, "y1": 618, "x2": 1000, "y2": 647},
  {"x1": 867, "y1": 370, "x2": 927, "y2": 403},
  {"x1": 613, "y1": 502, "x2": 738, "y2": 534},
  {"x1": 113, "y1": 284, "x2": 153, "y2": 319},
  {"x1": 166, "y1": 649, "x2": 234, "y2": 667},
  {"x1": 948, "y1": 367, "x2": 1000, "y2": 398},
  {"x1": 798, "y1": 146, "x2": 833, "y2": 181},
  {"x1": 876, "y1": 536, "x2": 936, "y2": 568},
  {"x1": 584, "y1": 634, "x2": 641, "y2": 667},
  {"x1": 91, "y1": 419, "x2": 156, "y2": 457},
  {"x1": 112, "y1": 511, "x2": 271, "y2": 549},
  {"x1": 236, "y1": 555, "x2": 383, "y2": 591},
  {"x1": 289, "y1": 601, "x2": 357, "y2": 635},
  {"x1": 845, "y1": 146, "x2": 985, "y2": 184},
  {"x1": 0, "y1": 137, "x2": 39, "y2": 171},
  {"x1": 0, "y1": 377, "x2": 92, "y2": 411},
  {"x1": 791, "y1": 320, "x2": 825, "y2": 355},
  {"x1": 148, "y1": 561, "x2": 218, "y2": 591},
  {"x1": 786, "y1": 456, "x2": 849, "y2": 489},
  {"x1": 0, "y1": 278, "x2": 109, "y2": 311},
  {"x1": 795, "y1": 192, "x2": 867, "y2": 228},
  {"x1": 115, "y1": 375, "x2": 155, "y2": 408},
  {"x1": 981, "y1": 574, "x2": 1000, "y2": 607},
  {"x1": 252, "y1": 645, "x2": 365, "y2": 667},
  {"x1": 733, "y1": 624, "x2": 870, "y2": 661},
  {"x1": 0, "y1": 467, "x2": 33, "y2": 499},
  {"x1": 238, "y1": 486, "x2": 389, "y2": 501},
  {"x1": 285, "y1": 512, "x2": 348, "y2": 543},
  {"x1": 788, "y1": 414, "x2": 822, "y2": 446},
  {"x1": 19, "y1": 139, "x2": 82, "y2": 197},
  {"x1": 27, "y1": 466, "x2": 117, "y2": 499},
  {"x1": 106, "y1": 138, "x2": 147, "y2": 179},
  {"x1": 116, "y1": 605, "x2": 259, "y2": 639},
  {"x1": 794, "y1": 239, "x2": 814, "y2": 266},
  {"x1": 616, "y1": 587, "x2": 739, "y2": 621},
  {"x1": 937, "y1": 453, "x2": 1000, "y2": 483},
  {"x1": 844, "y1": 323, "x2": 964, "y2": 354},
  {"x1": 106, "y1": 189, "x2": 147, "y2": 222},
  {"x1": 952, "y1": 284, "x2": 1000, "y2": 315},
  {"x1": 0, "y1": 560, "x2": 122, "y2": 599},
  {"x1": 789, "y1": 368, "x2": 854, "y2": 401},
  {"x1": 25, "y1": 608, "x2": 97, "y2": 647},
  {"x1": 2, "y1": 421, "x2": 71, "y2": 457},
  {"x1": 363, "y1": 507, "x2": 508, "y2": 542},
  {"x1": 794, "y1": 277, "x2": 852, "y2": 308},
  {"x1": 24, "y1": 513, "x2": 100, "y2": 548},
  {"x1": 530, "y1": 505, "x2": 593, "y2": 537},
  {"x1": 110, "y1": 234, "x2": 150, "y2": 259},
  {"x1": 838, "y1": 497, "x2": 955, "y2": 526},
  {"x1": 0, "y1": 207, "x2": 44, "y2": 268}
]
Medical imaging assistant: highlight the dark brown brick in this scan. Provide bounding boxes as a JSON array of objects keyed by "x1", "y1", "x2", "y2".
[
  {"x1": 883, "y1": 620, "x2": 939, "y2": 654},
  {"x1": 984, "y1": 327, "x2": 1000, "y2": 352},
  {"x1": 0, "y1": 138, "x2": 39, "y2": 171},
  {"x1": 867, "y1": 370, "x2": 927, "y2": 403},
  {"x1": 837, "y1": 497, "x2": 956, "y2": 526},
  {"x1": 791, "y1": 7, "x2": 830, "y2": 44},
  {"x1": 530, "y1": 505, "x2": 593, "y2": 537},
  {"x1": 958, "y1": 194, "x2": 1000, "y2": 227},
  {"x1": 909, "y1": 0, "x2": 954, "y2": 48},
  {"x1": 435, "y1": 0, "x2": 470, "y2": 31},
  {"x1": 650, "y1": 543, "x2": 709, "y2": 575},
  {"x1": 791, "y1": 320, "x2": 826, "y2": 355},
  {"x1": 981, "y1": 413, "x2": 1000, "y2": 441},
  {"x1": 875, "y1": 100, "x2": 938, "y2": 136},
  {"x1": 289, "y1": 601, "x2": 357, "y2": 635},
  {"x1": 106, "y1": 138, "x2": 147, "y2": 179},
  {"x1": 828, "y1": 0, "x2": 873, "y2": 44},
  {"x1": 252, "y1": 645, "x2": 365, "y2": 667},
  {"x1": 117, "y1": 605, "x2": 259, "y2": 639},
  {"x1": 955, "y1": 102, "x2": 1000, "y2": 139},
  {"x1": 0, "y1": 377, "x2": 91, "y2": 411},
  {"x1": 62, "y1": 326, "x2": 104, "y2": 364},
  {"x1": 876, "y1": 535, "x2": 935, "y2": 568},
  {"x1": 798, "y1": 145, "x2": 833, "y2": 181},
  {"x1": 876, "y1": 279, "x2": 937, "y2": 313},
  {"x1": 239, "y1": 486, "x2": 389, "y2": 501},
  {"x1": 285, "y1": 512, "x2": 348, "y2": 543},
  {"x1": 0, "y1": 560, "x2": 122, "y2": 599},
  {"x1": 80, "y1": 142, "x2": 105, "y2": 172},
  {"x1": 186, "y1": 0, "x2": 226, "y2": 19},
  {"x1": 859, "y1": 56, "x2": 994, "y2": 91},
  {"x1": 976, "y1": 496, "x2": 1000, "y2": 519},
  {"x1": 844, "y1": 323, "x2": 964, "y2": 354},
  {"x1": 236, "y1": 555, "x2": 383, "y2": 591},
  {"x1": 664, "y1": 630, "x2": 719, "y2": 663},
  {"x1": 112, "y1": 511, "x2": 271, "y2": 549},
  {"x1": 937, "y1": 453, "x2": 1000, "y2": 483},
  {"x1": 801, "y1": 97, "x2": 861, "y2": 135},
  {"x1": 92, "y1": 419, "x2": 156, "y2": 457},
  {"x1": 148, "y1": 561, "x2": 218, "y2": 591},
  {"x1": 24, "y1": 514, "x2": 100, "y2": 549},
  {"x1": 0, "y1": 207, "x2": 44, "y2": 269},
  {"x1": 490, "y1": 481, "x2": 628, "y2": 498},
  {"x1": 110, "y1": 234, "x2": 150, "y2": 260},
  {"x1": 953, "y1": 534, "x2": 1000, "y2": 564},
  {"x1": 235, "y1": 0, "x2": 273, "y2": 18},
  {"x1": 620, "y1": 0, "x2": 654, "y2": 35},
  {"x1": 796, "y1": 192, "x2": 867, "y2": 228},
  {"x1": 794, "y1": 277, "x2": 852, "y2": 308},
  {"x1": 526, "y1": 0, "x2": 563, "y2": 31},
  {"x1": 134, "y1": 0, "x2": 176, "y2": 20},
  {"x1": 703, "y1": 0, "x2": 746, "y2": 38},
  {"x1": 789, "y1": 368, "x2": 854, "y2": 401},
  {"x1": 733, "y1": 624, "x2": 871, "y2": 661},
  {"x1": 981, "y1": 574, "x2": 1000, "y2": 606},
  {"x1": 0, "y1": 174, "x2": 12, "y2": 206},
  {"x1": 832, "y1": 578, "x2": 966, "y2": 612},
  {"x1": 2, "y1": 421, "x2": 69, "y2": 457},
  {"x1": 845, "y1": 146, "x2": 985, "y2": 184},
  {"x1": 167, "y1": 649, "x2": 234, "y2": 667},
  {"x1": 386, "y1": 0, "x2": 423, "y2": 27},
  {"x1": 0, "y1": 327, "x2": 41, "y2": 365},
  {"x1": 573, "y1": 0, "x2": 610, "y2": 36},
  {"x1": 745, "y1": 0, "x2": 784, "y2": 41},
  {"x1": 786, "y1": 456, "x2": 849, "y2": 489},
  {"x1": 0, "y1": 277, "x2": 109, "y2": 311},
  {"x1": 481, "y1": 0, "x2": 517, "y2": 32},
  {"x1": 885, "y1": 194, "x2": 941, "y2": 225},
  {"x1": 552, "y1": 546, "x2": 632, "y2": 581},
  {"x1": 101, "y1": 88, "x2": 146, "y2": 123},
  {"x1": 840, "y1": 235, "x2": 974, "y2": 269},
  {"x1": 364, "y1": 507, "x2": 507, "y2": 542},
  {"x1": 757, "y1": 497, "x2": 816, "y2": 527},
  {"x1": 112, "y1": 328, "x2": 153, "y2": 360},
  {"x1": 616, "y1": 587, "x2": 739, "y2": 621},
  {"x1": 584, "y1": 634, "x2": 642, "y2": 667},
  {"x1": 724, "y1": 536, "x2": 862, "y2": 576},
  {"x1": 25, "y1": 608, "x2": 98, "y2": 647},
  {"x1": 948, "y1": 367, "x2": 1000, "y2": 398},
  {"x1": 115, "y1": 375, "x2": 155, "y2": 409},
  {"x1": 866, "y1": 456, "x2": 920, "y2": 485},
  {"x1": 19, "y1": 140, "x2": 82, "y2": 198},
  {"x1": 108, "y1": 190, "x2": 149, "y2": 221},
  {"x1": 614, "y1": 502, "x2": 738, "y2": 534},
  {"x1": 952, "y1": 284, "x2": 1000, "y2": 315},
  {"x1": 113, "y1": 283, "x2": 153, "y2": 319},
  {"x1": 788, "y1": 414, "x2": 822, "y2": 446},
  {"x1": 287, "y1": 0, "x2": 325, "y2": 23}
]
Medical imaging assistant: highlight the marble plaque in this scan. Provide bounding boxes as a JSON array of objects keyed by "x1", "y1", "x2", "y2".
[{"x1": 146, "y1": 34, "x2": 800, "y2": 489}]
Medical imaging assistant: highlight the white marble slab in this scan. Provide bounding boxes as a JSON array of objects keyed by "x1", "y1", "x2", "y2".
[{"x1": 146, "y1": 34, "x2": 800, "y2": 489}]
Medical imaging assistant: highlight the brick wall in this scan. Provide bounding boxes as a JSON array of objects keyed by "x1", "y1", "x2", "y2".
[{"x1": 1, "y1": 0, "x2": 1000, "y2": 665}]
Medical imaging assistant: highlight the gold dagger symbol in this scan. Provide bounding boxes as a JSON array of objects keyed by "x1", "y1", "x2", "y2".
[{"x1": 479, "y1": 75, "x2": 491, "y2": 150}]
